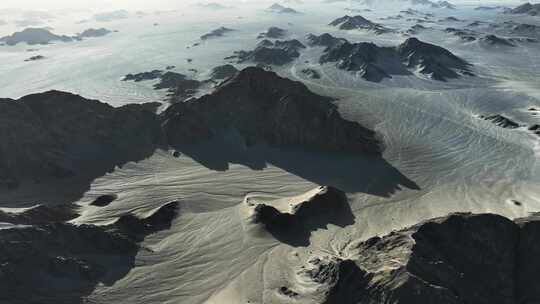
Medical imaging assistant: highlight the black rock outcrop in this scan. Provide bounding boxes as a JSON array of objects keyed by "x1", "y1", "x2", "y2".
[
  {"x1": 248, "y1": 186, "x2": 355, "y2": 246},
  {"x1": 209, "y1": 64, "x2": 239, "y2": 80},
  {"x1": 91, "y1": 194, "x2": 118, "y2": 207},
  {"x1": 480, "y1": 114, "x2": 520, "y2": 129},
  {"x1": 161, "y1": 67, "x2": 382, "y2": 155},
  {"x1": 24, "y1": 54, "x2": 46, "y2": 61},
  {"x1": 110, "y1": 201, "x2": 180, "y2": 241},
  {"x1": 123, "y1": 69, "x2": 163, "y2": 81},
  {"x1": 301, "y1": 68, "x2": 322, "y2": 79},
  {"x1": 529, "y1": 124, "x2": 540, "y2": 136},
  {"x1": 200, "y1": 27, "x2": 235, "y2": 40}
]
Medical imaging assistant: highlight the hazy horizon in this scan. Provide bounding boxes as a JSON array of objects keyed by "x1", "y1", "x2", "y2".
[{"x1": 0, "y1": 0, "x2": 526, "y2": 11}]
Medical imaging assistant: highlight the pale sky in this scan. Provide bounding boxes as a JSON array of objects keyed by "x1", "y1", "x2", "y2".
[
  {"x1": 0, "y1": 0, "x2": 221, "y2": 10},
  {"x1": 0, "y1": 0, "x2": 523, "y2": 10}
]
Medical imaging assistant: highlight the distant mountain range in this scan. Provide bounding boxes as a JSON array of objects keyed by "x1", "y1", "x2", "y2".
[
  {"x1": 509, "y1": 2, "x2": 540, "y2": 16},
  {"x1": 0, "y1": 27, "x2": 112, "y2": 46}
]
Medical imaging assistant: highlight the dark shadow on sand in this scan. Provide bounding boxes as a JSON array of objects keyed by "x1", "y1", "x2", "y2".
[
  {"x1": 174, "y1": 136, "x2": 420, "y2": 197},
  {"x1": 0, "y1": 146, "x2": 158, "y2": 208}
]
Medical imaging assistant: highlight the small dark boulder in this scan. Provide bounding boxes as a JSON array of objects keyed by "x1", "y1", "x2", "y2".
[
  {"x1": 91, "y1": 194, "x2": 118, "y2": 207},
  {"x1": 301, "y1": 68, "x2": 321, "y2": 79}
]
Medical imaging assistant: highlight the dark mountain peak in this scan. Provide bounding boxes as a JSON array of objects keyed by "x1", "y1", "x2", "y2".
[
  {"x1": 510, "y1": 2, "x2": 540, "y2": 15},
  {"x1": 306, "y1": 33, "x2": 347, "y2": 48},
  {"x1": 329, "y1": 15, "x2": 392, "y2": 34},
  {"x1": 317, "y1": 36, "x2": 472, "y2": 82},
  {"x1": 329, "y1": 15, "x2": 369, "y2": 26},
  {"x1": 319, "y1": 38, "x2": 401, "y2": 82},
  {"x1": 398, "y1": 37, "x2": 471, "y2": 80},
  {"x1": 399, "y1": 37, "x2": 427, "y2": 50},
  {"x1": 161, "y1": 67, "x2": 382, "y2": 155},
  {"x1": 398, "y1": 37, "x2": 467, "y2": 61},
  {"x1": 232, "y1": 39, "x2": 305, "y2": 66},
  {"x1": 18, "y1": 90, "x2": 110, "y2": 112},
  {"x1": 212, "y1": 66, "x2": 323, "y2": 100}
]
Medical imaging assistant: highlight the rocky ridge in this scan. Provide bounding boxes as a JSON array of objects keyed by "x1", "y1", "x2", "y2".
[
  {"x1": 320, "y1": 213, "x2": 540, "y2": 304},
  {"x1": 230, "y1": 39, "x2": 306, "y2": 65},
  {"x1": 1, "y1": 67, "x2": 382, "y2": 189},
  {"x1": 0, "y1": 201, "x2": 180, "y2": 304},
  {"x1": 509, "y1": 2, "x2": 540, "y2": 16},
  {"x1": 161, "y1": 67, "x2": 382, "y2": 155},
  {"x1": 309, "y1": 33, "x2": 473, "y2": 82},
  {"x1": 329, "y1": 15, "x2": 392, "y2": 34}
]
